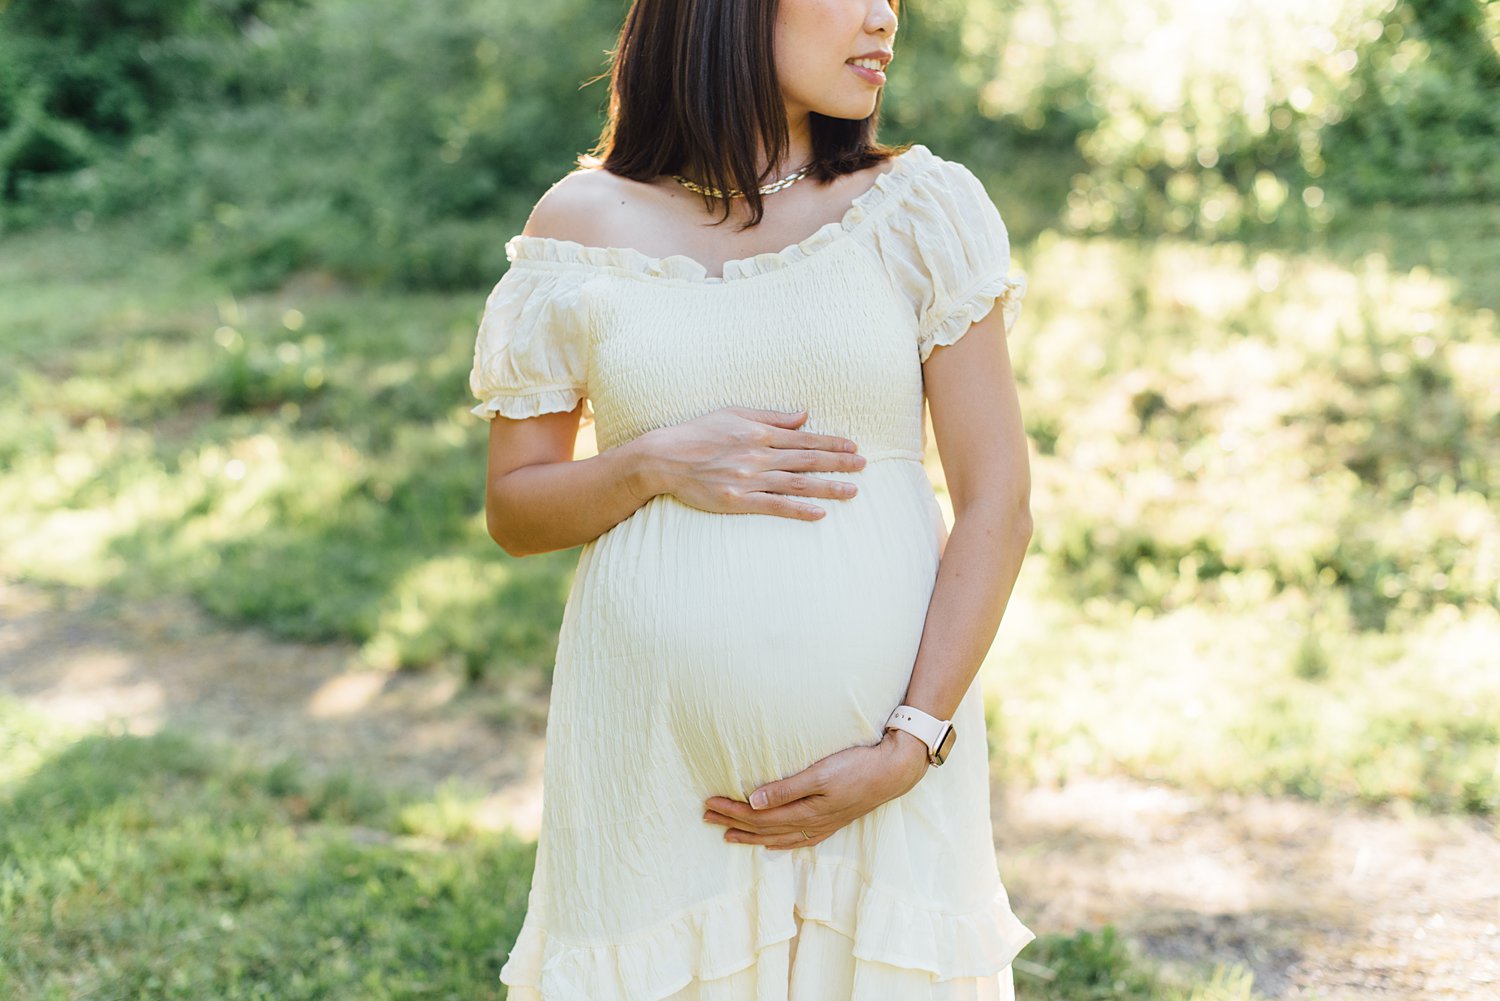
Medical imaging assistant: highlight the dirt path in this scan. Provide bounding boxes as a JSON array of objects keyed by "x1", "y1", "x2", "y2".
[{"x1": 2, "y1": 580, "x2": 1495, "y2": 1000}]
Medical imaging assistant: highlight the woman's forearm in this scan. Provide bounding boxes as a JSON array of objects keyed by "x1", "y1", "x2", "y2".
[
  {"x1": 899, "y1": 498, "x2": 1033, "y2": 723},
  {"x1": 487, "y1": 433, "x2": 664, "y2": 557}
]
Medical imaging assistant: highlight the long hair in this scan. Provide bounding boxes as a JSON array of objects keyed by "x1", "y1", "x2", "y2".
[{"x1": 579, "y1": 0, "x2": 910, "y2": 230}]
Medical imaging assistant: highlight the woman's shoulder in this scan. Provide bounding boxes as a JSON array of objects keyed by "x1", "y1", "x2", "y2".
[
  {"x1": 908, "y1": 148, "x2": 995, "y2": 209},
  {"x1": 867, "y1": 146, "x2": 1007, "y2": 262},
  {"x1": 845, "y1": 144, "x2": 1001, "y2": 245},
  {"x1": 519, "y1": 166, "x2": 622, "y2": 246},
  {"x1": 504, "y1": 166, "x2": 653, "y2": 273}
]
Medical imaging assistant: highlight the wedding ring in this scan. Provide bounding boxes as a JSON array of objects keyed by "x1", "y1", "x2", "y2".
[{"x1": 801, "y1": 830, "x2": 811, "y2": 840}]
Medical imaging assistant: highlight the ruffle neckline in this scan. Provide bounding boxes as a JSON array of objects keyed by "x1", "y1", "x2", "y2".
[
  {"x1": 499, "y1": 846, "x2": 1036, "y2": 1001},
  {"x1": 504, "y1": 143, "x2": 938, "y2": 285}
]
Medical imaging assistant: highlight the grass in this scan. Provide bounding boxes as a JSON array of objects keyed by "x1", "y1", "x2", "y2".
[
  {"x1": 1, "y1": 219, "x2": 577, "y2": 681},
  {"x1": 0, "y1": 697, "x2": 533, "y2": 1000},
  {"x1": 977, "y1": 577, "x2": 1500, "y2": 815},
  {"x1": 954, "y1": 213, "x2": 1500, "y2": 816},
  {"x1": 1017, "y1": 927, "x2": 1264, "y2": 1001}
]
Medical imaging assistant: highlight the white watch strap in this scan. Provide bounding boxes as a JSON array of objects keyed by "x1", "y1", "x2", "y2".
[{"x1": 884, "y1": 704, "x2": 948, "y2": 754}]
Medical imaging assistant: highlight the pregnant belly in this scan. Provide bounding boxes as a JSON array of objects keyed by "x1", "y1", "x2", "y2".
[{"x1": 559, "y1": 458, "x2": 946, "y2": 800}]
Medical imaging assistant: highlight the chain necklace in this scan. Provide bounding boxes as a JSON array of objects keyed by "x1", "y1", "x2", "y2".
[{"x1": 671, "y1": 161, "x2": 814, "y2": 199}]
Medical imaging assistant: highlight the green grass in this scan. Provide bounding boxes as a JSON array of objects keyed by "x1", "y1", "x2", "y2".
[
  {"x1": 0, "y1": 697, "x2": 533, "y2": 1000},
  {"x1": 0, "y1": 217, "x2": 578, "y2": 680},
  {"x1": 980, "y1": 582, "x2": 1500, "y2": 816},
  {"x1": 958, "y1": 211, "x2": 1500, "y2": 817},
  {"x1": 1017, "y1": 926, "x2": 1264, "y2": 1001}
]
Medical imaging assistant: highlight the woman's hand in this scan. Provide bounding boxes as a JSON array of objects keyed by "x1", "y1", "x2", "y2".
[
  {"x1": 631, "y1": 406, "x2": 866, "y2": 521},
  {"x1": 702, "y1": 729, "x2": 931, "y2": 849}
]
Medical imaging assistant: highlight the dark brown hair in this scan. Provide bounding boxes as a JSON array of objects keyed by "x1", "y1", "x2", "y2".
[{"x1": 578, "y1": 0, "x2": 910, "y2": 231}]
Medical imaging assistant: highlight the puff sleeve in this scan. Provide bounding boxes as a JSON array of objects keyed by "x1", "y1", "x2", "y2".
[
  {"x1": 876, "y1": 159, "x2": 1028, "y2": 362},
  {"x1": 468, "y1": 259, "x2": 594, "y2": 424}
]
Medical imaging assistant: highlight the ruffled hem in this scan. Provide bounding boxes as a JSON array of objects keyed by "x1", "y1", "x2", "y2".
[
  {"x1": 917, "y1": 272, "x2": 1028, "y2": 363},
  {"x1": 498, "y1": 849, "x2": 1035, "y2": 1001},
  {"x1": 469, "y1": 386, "x2": 595, "y2": 426},
  {"x1": 503, "y1": 145, "x2": 938, "y2": 285},
  {"x1": 795, "y1": 858, "x2": 1035, "y2": 979}
]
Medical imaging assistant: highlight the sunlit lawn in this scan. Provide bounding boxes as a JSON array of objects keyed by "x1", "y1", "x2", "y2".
[
  {"x1": 2, "y1": 222, "x2": 575, "y2": 680},
  {"x1": 0, "y1": 697, "x2": 529, "y2": 1000},
  {"x1": 961, "y1": 217, "x2": 1500, "y2": 817},
  {"x1": 979, "y1": 575, "x2": 1500, "y2": 814}
]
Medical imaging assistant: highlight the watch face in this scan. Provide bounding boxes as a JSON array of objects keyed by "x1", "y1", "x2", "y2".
[{"x1": 933, "y1": 723, "x2": 956, "y2": 765}]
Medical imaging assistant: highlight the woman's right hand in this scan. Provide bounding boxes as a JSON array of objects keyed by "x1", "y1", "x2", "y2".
[{"x1": 630, "y1": 407, "x2": 866, "y2": 520}]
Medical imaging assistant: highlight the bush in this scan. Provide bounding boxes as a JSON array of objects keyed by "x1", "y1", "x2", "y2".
[
  {"x1": 3, "y1": 0, "x2": 621, "y2": 290},
  {"x1": 1322, "y1": 0, "x2": 1500, "y2": 204},
  {"x1": 0, "y1": 0, "x2": 288, "y2": 205}
]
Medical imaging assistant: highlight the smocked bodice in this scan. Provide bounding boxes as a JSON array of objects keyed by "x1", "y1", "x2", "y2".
[{"x1": 468, "y1": 142, "x2": 1027, "y2": 464}]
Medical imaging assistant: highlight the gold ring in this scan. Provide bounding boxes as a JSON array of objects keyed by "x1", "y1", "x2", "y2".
[{"x1": 801, "y1": 830, "x2": 811, "y2": 840}]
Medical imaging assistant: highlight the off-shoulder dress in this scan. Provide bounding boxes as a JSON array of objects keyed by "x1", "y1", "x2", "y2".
[{"x1": 468, "y1": 142, "x2": 1035, "y2": 1001}]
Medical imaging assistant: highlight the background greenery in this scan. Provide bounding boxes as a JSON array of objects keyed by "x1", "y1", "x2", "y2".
[{"x1": 2, "y1": 0, "x2": 1497, "y2": 997}]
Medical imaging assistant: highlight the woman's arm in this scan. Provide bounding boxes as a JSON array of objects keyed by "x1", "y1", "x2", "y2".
[
  {"x1": 480, "y1": 176, "x2": 666, "y2": 557},
  {"x1": 895, "y1": 300, "x2": 1033, "y2": 736},
  {"x1": 485, "y1": 405, "x2": 869, "y2": 557},
  {"x1": 483, "y1": 404, "x2": 657, "y2": 557}
]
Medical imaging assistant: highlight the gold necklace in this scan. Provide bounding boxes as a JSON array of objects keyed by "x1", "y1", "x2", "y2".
[{"x1": 671, "y1": 161, "x2": 814, "y2": 199}]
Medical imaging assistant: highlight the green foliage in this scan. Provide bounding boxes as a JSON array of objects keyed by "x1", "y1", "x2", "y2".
[
  {"x1": 1019, "y1": 927, "x2": 1159, "y2": 1000},
  {"x1": 1016, "y1": 925, "x2": 1264, "y2": 1000},
  {"x1": 3, "y1": 0, "x2": 619, "y2": 289},
  {"x1": 1006, "y1": 0, "x2": 1376, "y2": 239},
  {"x1": 1014, "y1": 234, "x2": 1500, "y2": 633},
  {"x1": 149, "y1": 0, "x2": 615, "y2": 290},
  {"x1": 989, "y1": 593, "x2": 1500, "y2": 815},
  {"x1": 0, "y1": 697, "x2": 534, "y2": 1000},
  {"x1": 0, "y1": 0, "x2": 286, "y2": 202},
  {"x1": 952, "y1": 0, "x2": 1500, "y2": 240},
  {"x1": 1323, "y1": 0, "x2": 1500, "y2": 204},
  {"x1": 8, "y1": 0, "x2": 1498, "y2": 281}
]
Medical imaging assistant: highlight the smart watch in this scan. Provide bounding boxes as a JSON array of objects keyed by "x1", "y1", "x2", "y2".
[{"x1": 883, "y1": 704, "x2": 956, "y2": 766}]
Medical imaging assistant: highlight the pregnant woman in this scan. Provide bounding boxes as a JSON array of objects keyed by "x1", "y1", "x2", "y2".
[{"x1": 469, "y1": 0, "x2": 1036, "y2": 997}]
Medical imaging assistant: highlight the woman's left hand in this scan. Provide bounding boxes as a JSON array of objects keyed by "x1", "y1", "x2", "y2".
[{"x1": 703, "y1": 730, "x2": 931, "y2": 849}]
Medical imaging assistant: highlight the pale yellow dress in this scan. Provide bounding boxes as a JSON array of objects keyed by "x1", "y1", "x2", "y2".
[{"x1": 468, "y1": 143, "x2": 1035, "y2": 1001}]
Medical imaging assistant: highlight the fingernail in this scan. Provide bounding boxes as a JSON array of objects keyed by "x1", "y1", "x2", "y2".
[{"x1": 750, "y1": 790, "x2": 767, "y2": 809}]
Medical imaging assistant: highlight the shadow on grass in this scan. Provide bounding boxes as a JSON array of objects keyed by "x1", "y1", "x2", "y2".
[
  {"x1": 0, "y1": 726, "x2": 534, "y2": 1000},
  {"x1": 99, "y1": 422, "x2": 580, "y2": 680}
]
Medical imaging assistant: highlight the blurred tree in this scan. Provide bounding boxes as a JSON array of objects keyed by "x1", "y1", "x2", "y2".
[
  {"x1": 960, "y1": 0, "x2": 1500, "y2": 239},
  {"x1": 1322, "y1": 0, "x2": 1500, "y2": 204},
  {"x1": 0, "y1": 0, "x2": 297, "y2": 201},
  {"x1": 5, "y1": 0, "x2": 1497, "y2": 284}
]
